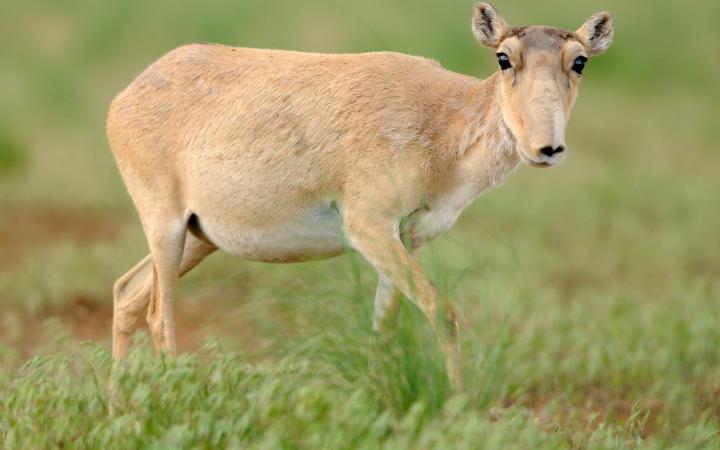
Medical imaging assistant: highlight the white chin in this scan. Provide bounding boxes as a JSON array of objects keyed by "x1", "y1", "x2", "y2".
[
  {"x1": 518, "y1": 151, "x2": 564, "y2": 168},
  {"x1": 518, "y1": 152, "x2": 551, "y2": 168}
]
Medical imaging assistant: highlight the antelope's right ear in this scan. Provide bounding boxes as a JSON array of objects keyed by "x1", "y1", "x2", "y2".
[{"x1": 472, "y1": 2, "x2": 508, "y2": 48}]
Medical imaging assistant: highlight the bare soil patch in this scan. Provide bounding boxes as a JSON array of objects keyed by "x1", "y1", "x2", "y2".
[
  {"x1": 0, "y1": 205, "x2": 122, "y2": 270},
  {"x1": 0, "y1": 292, "x2": 262, "y2": 361}
]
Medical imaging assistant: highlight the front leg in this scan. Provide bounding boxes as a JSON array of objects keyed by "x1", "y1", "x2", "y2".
[
  {"x1": 344, "y1": 210, "x2": 462, "y2": 391},
  {"x1": 372, "y1": 241, "x2": 423, "y2": 332}
]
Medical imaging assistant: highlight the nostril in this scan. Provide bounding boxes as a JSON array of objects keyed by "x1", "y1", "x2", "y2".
[
  {"x1": 539, "y1": 146, "x2": 555, "y2": 157},
  {"x1": 539, "y1": 146, "x2": 565, "y2": 157}
]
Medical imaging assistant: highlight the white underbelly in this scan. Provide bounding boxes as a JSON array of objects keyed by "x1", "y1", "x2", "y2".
[{"x1": 197, "y1": 204, "x2": 347, "y2": 263}]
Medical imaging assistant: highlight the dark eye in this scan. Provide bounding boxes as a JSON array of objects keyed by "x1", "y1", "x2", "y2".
[
  {"x1": 496, "y1": 53, "x2": 512, "y2": 70},
  {"x1": 571, "y1": 56, "x2": 588, "y2": 74}
]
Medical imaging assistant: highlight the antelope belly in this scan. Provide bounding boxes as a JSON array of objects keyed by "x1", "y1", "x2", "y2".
[{"x1": 196, "y1": 204, "x2": 347, "y2": 263}]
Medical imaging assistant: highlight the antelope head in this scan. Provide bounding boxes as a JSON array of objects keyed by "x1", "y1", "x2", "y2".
[{"x1": 472, "y1": 3, "x2": 614, "y2": 167}]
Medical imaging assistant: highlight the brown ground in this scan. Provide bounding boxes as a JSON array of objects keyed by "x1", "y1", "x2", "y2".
[
  {"x1": 0, "y1": 205, "x2": 120, "y2": 270},
  {"x1": 499, "y1": 385, "x2": 666, "y2": 439},
  {"x1": 0, "y1": 205, "x2": 262, "y2": 360},
  {"x1": 0, "y1": 293, "x2": 260, "y2": 360},
  {"x1": 0, "y1": 205, "x2": 121, "y2": 357}
]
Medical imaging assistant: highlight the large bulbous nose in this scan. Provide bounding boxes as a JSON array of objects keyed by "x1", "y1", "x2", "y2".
[{"x1": 539, "y1": 145, "x2": 565, "y2": 158}]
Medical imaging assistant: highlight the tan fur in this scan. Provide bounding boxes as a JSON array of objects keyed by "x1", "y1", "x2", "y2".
[{"x1": 107, "y1": 3, "x2": 613, "y2": 390}]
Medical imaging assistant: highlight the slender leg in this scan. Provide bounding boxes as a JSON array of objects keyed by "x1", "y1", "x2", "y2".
[
  {"x1": 372, "y1": 245, "x2": 422, "y2": 332},
  {"x1": 344, "y1": 211, "x2": 462, "y2": 390},
  {"x1": 372, "y1": 275, "x2": 402, "y2": 332},
  {"x1": 143, "y1": 217, "x2": 187, "y2": 355},
  {"x1": 112, "y1": 232, "x2": 216, "y2": 358},
  {"x1": 112, "y1": 255, "x2": 153, "y2": 358}
]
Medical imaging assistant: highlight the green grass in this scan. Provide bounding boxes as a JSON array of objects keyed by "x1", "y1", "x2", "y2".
[
  {"x1": 2, "y1": 280, "x2": 720, "y2": 449},
  {"x1": 1, "y1": 0, "x2": 720, "y2": 448}
]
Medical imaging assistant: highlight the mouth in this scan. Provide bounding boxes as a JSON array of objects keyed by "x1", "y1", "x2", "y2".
[{"x1": 518, "y1": 151, "x2": 554, "y2": 168}]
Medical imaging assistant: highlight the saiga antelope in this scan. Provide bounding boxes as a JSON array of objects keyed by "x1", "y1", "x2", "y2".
[{"x1": 107, "y1": 3, "x2": 614, "y2": 389}]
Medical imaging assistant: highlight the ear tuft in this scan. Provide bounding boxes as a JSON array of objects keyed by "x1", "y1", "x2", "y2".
[
  {"x1": 472, "y1": 2, "x2": 508, "y2": 48},
  {"x1": 576, "y1": 11, "x2": 615, "y2": 56}
]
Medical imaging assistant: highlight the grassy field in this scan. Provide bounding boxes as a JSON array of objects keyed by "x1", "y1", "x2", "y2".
[{"x1": 1, "y1": 0, "x2": 720, "y2": 448}]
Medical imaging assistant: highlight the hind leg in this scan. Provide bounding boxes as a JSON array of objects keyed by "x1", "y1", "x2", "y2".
[
  {"x1": 144, "y1": 215, "x2": 186, "y2": 355},
  {"x1": 112, "y1": 232, "x2": 216, "y2": 358}
]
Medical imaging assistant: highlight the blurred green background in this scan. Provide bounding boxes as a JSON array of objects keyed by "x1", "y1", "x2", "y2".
[
  {"x1": 1, "y1": 0, "x2": 720, "y2": 447},
  {"x1": 1, "y1": 0, "x2": 718, "y2": 206}
]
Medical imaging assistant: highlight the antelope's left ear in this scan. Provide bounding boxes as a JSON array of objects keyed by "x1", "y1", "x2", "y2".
[{"x1": 576, "y1": 11, "x2": 615, "y2": 56}]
